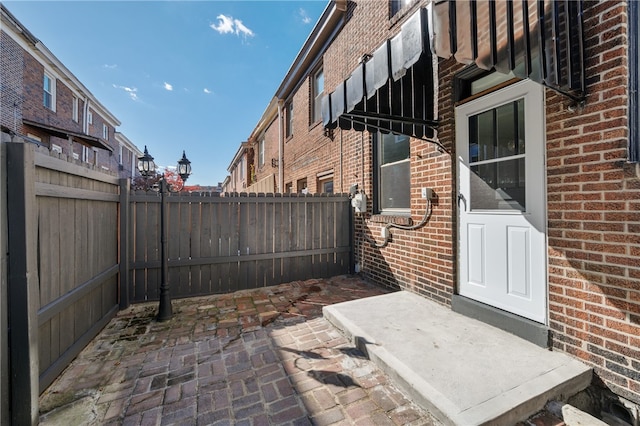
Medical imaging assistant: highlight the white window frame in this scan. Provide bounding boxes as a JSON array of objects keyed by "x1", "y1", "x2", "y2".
[
  {"x1": 374, "y1": 132, "x2": 411, "y2": 214},
  {"x1": 103, "y1": 124, "x2": 109, "y2": 140},
  {"x1": 258, "y1": 138, "x2": 265, "y2": 167},
  {"x1": 72, "y1": 96, "x2": 79, "y2": 122},
  {"x1": 312, "y1": 68, "x2": 324, "y2": 123},
  {"x1": 87, "y1": 110, "x2": 93, "y2": 125},
  {"x1": 43, "y1": 72, "x2": 55, "y2": 111},
  {"x1": 51, "y1": 143, "x2": 62, "y2": 154}
]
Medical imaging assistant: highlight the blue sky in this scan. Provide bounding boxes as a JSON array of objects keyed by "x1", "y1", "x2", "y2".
[{"x1": 5, "y1": 0, "x2": 327, "y2": 185}]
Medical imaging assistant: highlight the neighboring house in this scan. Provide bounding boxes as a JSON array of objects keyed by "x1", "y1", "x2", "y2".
[
  {"x1": 245, "y1": 98, "x2": 278, "y2": 193},
  {"x1": 0, "y1": 3, "x2": 140, "y2": 179},
  {"x1": 236, "y1": 0, "x2": 640, "y2": 411},
  {"x1": 223, "y1": 141, "x2": 253, "y2": 193},
  {"x1": 115, "y1": 132, "x2": 143, "y2": 180}
]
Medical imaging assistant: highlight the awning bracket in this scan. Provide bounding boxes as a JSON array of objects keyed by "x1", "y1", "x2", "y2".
[{"x1": 340, "y1": 114, "x2": 447, "y2": 153}]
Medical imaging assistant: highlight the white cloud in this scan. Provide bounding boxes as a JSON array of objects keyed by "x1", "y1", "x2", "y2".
[
  {"x1": 234, "y1": 19, "x2": 254, "y2": 37},
  {"x1": 113, "y1": 84, "x2": 138, "y2": 101},
  {"x1": 203, "y1": 88, "x2": 212, "y2": 94},
  {"x1": 103, "y1": 64, "x2": 118, "y2": 70},
  {"x1": 163, "y1": 82, "x2": 173, "y2": 91},
  {"x1": 211, "y1": 14, "x2": 235, "y2": 34},
  {"x1": 299, "y1": 8, "x2": 311, "y2": 24},
  {"x1": 210, "y1": 14, "x2": 254, "y2": 38}
]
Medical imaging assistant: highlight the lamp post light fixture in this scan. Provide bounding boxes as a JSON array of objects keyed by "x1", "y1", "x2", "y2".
[{"x1": 137, "y1": 146, "x2": 192, "y2": 321}]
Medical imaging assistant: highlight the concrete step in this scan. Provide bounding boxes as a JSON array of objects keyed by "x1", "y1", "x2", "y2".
[{"x1": 323, "y1": 291, "x2": 593, "y2": 426}]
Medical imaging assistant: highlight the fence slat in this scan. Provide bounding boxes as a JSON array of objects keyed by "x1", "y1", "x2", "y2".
[{"x1": 127, "y1": 194, "x2": 351, "y2": 302}]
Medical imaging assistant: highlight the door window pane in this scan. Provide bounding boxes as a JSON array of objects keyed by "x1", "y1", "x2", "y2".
[
  {"x1": 470, "y1": 158, "x2": 525, "y2": 210},
  {"x1": 468, "y1": 98, "x2": 526, "y2": 211}
]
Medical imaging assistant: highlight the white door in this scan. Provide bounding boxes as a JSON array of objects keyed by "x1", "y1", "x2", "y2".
[{"x1": 456, "y1": 80, "x2": 547, "y2": 323}]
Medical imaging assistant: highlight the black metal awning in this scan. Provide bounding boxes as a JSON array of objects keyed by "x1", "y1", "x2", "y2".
[
  {"x1": 23, "y1": 119, "x2": 113, "y2": 152},
  {"x1": 322, "y1": 7, "x2": 438, "y2": 139},
  {"x1": 433, "y1": 0, "x2": 585, "y2": 102}
]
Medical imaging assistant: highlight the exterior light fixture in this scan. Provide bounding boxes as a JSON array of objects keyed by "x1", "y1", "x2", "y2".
[
  {"x1": 136, "y1": 147, "x2": 193, "y2": 322},
  {"x1": 177, "y1": 150, "x2": 192, "y2": 182},
  {"x1": 137, "y1": 145, "x2": 156, "y2": 177}
]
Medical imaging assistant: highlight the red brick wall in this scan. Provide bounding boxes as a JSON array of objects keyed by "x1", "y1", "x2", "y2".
[
  {"x1": 22, "y1": 53, "x2": 85, "y2": 139},
  {"x1": 282, "y1": 78, "x2": 338, "y2": 194},
  {"x1": 253, "y1": 116, "x2": 280, "y2": 191},
  {"x1": 316, "y1": 0, "x2": 456, "y2": 303},
  {"x1": 13, "y1": 35, "x2": 116, "y2": 171},
  {"x1": 546, "y1": 1, "x2": 640, "y2": 405},
  {"x1": 0, "y1": 31, "x2": 24, "y2": 132},
  {"x1": 248, "y1": 0, "x2": 640, "y2": 404}
]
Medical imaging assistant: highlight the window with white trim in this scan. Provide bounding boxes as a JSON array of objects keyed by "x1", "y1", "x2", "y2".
[
  {"x1": 258, "y1": 138, "x2": 265, "y2": 167},
  {"x1": 374, "y1": 132, "x2": 411, "y2": 213},
  {"x1": 43, "y1": 72, "x2": 55, "y2": 110},
  {"x1": 72, "y1": 96, "x2": 79, "y2": 122},
  {"x1": 87, "y1": 110, "x2": 93, "y2": 125},
  {"x1": 317, "y1": 171, "x2": 334, "y2": 194},
  {"x1": 311, "y1": 68, "x2": 324, "y2": 124},
  {"x1": 103, "y1": 124, "x2": 109, "y2": 140}
]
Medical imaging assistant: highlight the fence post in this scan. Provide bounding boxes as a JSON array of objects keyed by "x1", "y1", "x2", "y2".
[
  {"x1": 119, "y1": 178, "x2": 130, "y2": 310},
  {"x1": 6, "y1": 141, "x2": 40, "y2": 425},
  {"x1": 0, "y1": 136, "x2": 10, "y2": 426}
]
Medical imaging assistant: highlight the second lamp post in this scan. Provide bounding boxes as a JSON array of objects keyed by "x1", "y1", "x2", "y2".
[{"x1": 137, "y1": 146, "x2": 192, "y2": 321}]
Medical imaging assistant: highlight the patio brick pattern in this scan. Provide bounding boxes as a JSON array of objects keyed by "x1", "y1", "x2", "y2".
[{"x1": 39, "y1": 275, "x2": 441, "y2": 425}]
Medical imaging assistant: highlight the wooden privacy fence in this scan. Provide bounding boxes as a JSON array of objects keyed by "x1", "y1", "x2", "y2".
[
  {"x1": 4, "y1": 138, "x2": 352, "y2": 424},
  {"x1": 125, "y1": 191, "x2": 352, "y2": 303},
  {"x1": 6, "y1": 141, "x2": 121, "y2": 424}
]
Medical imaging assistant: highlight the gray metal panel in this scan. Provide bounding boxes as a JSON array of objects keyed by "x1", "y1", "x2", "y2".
[
  {"x1": 435, "y1": 0, "x2": 584, "y2": 100},
  {"x1": 371, "y1": 41, "x2": 390, "y2": 98},
  {"x1": 330, "y1": 82, "x2": 345, "y2": 124},
  {"x1": 391, "y1": 32, "x2": 405, "y2": 81},
  {"x1": 401, "y1": 7, "x2": 426, "y2": 70},
  {"x1": 346, "y1": 63, "x2": 364, "y2": 112}
]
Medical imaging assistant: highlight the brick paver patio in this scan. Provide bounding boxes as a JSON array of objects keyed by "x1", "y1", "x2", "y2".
[{"x1": 39, "y1": 275, "x2": 441, "y2": 425}]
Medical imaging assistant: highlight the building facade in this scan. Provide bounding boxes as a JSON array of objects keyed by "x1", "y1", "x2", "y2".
[
  {"x1": 0, "y1": 4, "x2": 141, "y2": 179},
  {"x1": 222, "y1": 141, "x2": 254, "y2": 193},
  {"x1": 236, "y1": 0, "x2": 640, "y2": 412}
]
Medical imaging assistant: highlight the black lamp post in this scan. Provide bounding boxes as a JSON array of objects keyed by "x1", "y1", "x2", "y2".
[{"x1": 137, "y1": 146, "x2": 192, "y2": 321}]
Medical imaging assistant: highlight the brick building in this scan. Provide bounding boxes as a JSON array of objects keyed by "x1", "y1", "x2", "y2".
[
  {"x1": 222, "y1": 141, "x2": 254, "y2": 193},
  {"x1": 234, "y1": 0, "x2": 640, "y2": 415},
  {"x1": 0, "y1": 4, "x2": 142, "y2": 178}
]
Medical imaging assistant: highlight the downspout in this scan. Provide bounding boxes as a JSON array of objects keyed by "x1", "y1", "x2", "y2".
[
  {"x1": 277, "y1": 100, "x2": 284, "y2": 192},
  {"x1": 83, "y1": 97, "x2": 90, "y2": 134},
  {"x1": 339, "y1": 128, "x2": 343, "y2": 193}
]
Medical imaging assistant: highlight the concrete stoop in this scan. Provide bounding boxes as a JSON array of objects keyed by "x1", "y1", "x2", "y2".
[{"x1": 323, "y1": 291, "x2": 593, "y2": 426}]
